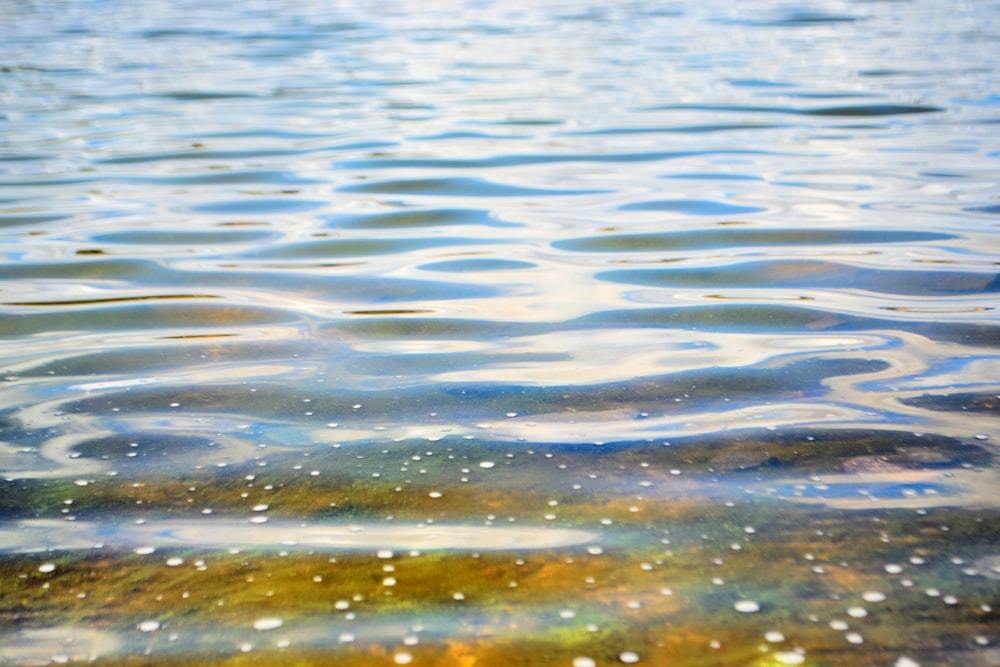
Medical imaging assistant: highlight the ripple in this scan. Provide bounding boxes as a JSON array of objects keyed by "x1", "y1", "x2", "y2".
[
  {"x1": 339, "y1": 177, "x2": 609, "y2": 197},
  {"x1": 326, "y1": 208, "x2": 519, "y2": 230},
  {"x1": 191, "y1": 198, "x2": 327, "y2": 214},
  {"x1": 0, "y1": 519, "x2": 599, "y2": 552},
  {"x1": 619, "y1": 199, "x2": 766, "y2": 215},
  {"x1": 93, "y1": 229, "x2": 276, "y2": 245},
  {"x1": 639, "y1": 102, "x2": 944, "y2": 116},
  {"x1": 419, "y1": 258, "x2": 535, "y2": 272},
  {"x1": 596, "y1": 261, "x2": 997, "y2": 297},
  {"x1": 553, "y1": 229, "x2": 954, "y2": 253}
]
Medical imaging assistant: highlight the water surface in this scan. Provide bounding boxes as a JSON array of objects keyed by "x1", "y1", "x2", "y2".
[{"x1": 1, "y1": 1, "x2": 998, "y2": 665}]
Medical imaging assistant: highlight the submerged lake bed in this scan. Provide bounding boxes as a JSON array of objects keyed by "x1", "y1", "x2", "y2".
[{"x1": 1, "y1": 0, "x2": 998, "y2": 665}]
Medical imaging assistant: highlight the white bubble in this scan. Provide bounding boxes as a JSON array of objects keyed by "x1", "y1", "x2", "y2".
[
  {"x1": 586, "y1": 545, "x2": 604, "y2": 555},
  {"x1": 895, "y1": 658, "x2": 920, "y2": 667},
  {"x1": 764, "y1": 631, "x2": 785, "y2": 643},
  {"x1": 38, "y1": 563, "x2": 56, "y2": 573},
  {"x1": 734, "y1": 600, "x2": 760, "y2": 613},
  {"x1": 573, "y1": 658, "x2": 596, "y2": 667},
  {"x1": 138, "y1": 620, "x2": 161, "y2": 633},
  {"x1": 252, "y1": 504, "x2": 269, "y2": 512},
  {"x1": 774, "y1": 652, "x2": 805, "y2": 666},
  {"x1": 339, "y1": 633, "x2": 355, "y2": 643},
  {"x1": 846, "y1": 632, "x2": 863, "y2": 644},
  {"x1": 253, "y1": 617, "x2": 283, "y2": 631},
  {"x1": 885, "y1": 563, "x2": 903, "y2": 574},
  {"x1": 429, "y1": 491, "x2": 442, "y2": 498},
  {"x1": 394, "y1": 652, "x2": 412, "y2": 665},
  {"x1": 166, "y1": 557, "x2": 184, "y2": 567},
  {"x1": 847, "y1": 606, "x2": 867, "y2": 618},
  {"x1": 559, "y1": 609, "x2": 576, "y2": 619},
  {"x1": 134, "y1": 546, "x2": 155, "y2": 555},
  {"x1": 862, "y1": 591, "x2": 886, "y2": 603},
  {"x1": 619, "y1": 651, "x2": 640, "y2": 663},
  {"x1": 479, "y1": 461, "x2": 495, "y2": 469}
]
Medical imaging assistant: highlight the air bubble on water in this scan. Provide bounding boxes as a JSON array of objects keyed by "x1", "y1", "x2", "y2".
[
  {"x1": 830, "y1": 620, "x2": 848, "y2": 631},
  {"x1": 884, "y1": 563, "x2": 903, "y2": 574},
  {"x1": 734, "y1": 600, "x2": 760, "y2": 613},
  {"x1": 250, "y1": 516, "x2": 268, "y2": 524},
  {"x1": 135, "y1": 546, "x2": 155, "y2": 555},
  {"x1": 335, "y1": 600, "x2": 350, "y2": 610},
  {"x1": 573, "y1": 658, "x2": 596, "y2": 667},
  {"x1": 339, "y1": 633, "x2": 355, "y2": 643},
  {"x1": 894, "y1": 658, "x2": 920, "y2": 667},
  {"x1": 559, "y1": 609, "x2": 576, "y2": 619},
  {"x1": 764, "y1": 631, "x2": 785, "y2": 643},
  {"x1": 253, "y1": 617, "x2": 282, "y2": 631},
  {"x1": 773, "y1": 652, "x2": 805, "y2": 665},
  {"x1": 479, "y1": 461, "x2": 495, "y2": 469},
  {"x1": 166, "y1": 557, "x2": 184, "y2": 567},
  {"x1": 847, "y1": 606, "x2": 867, "y2": 618},
  {"x1": 845, "y1": 632, "x2": 863, "y2": 644},
  {"x1": 394, "y1": 652, "x2": 412, "y2": 665},
  {"x1": 138, "y1": 620, "x2": 161, "y2": 632},
  {"x1": 586, "y1": 546, "x2": 603, "y2": 555},
  {"x1": 38, "y1": 563, "x2": 55, "y2": 573},
  {"x1": 619, "y1": 651, "x2": 640, "y2": 663},
  {"x1": 862, "y1": 591, "x2": 886, "y2": 603}
]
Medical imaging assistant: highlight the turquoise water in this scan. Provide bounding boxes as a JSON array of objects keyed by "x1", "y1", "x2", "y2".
[{"x1": 1, "y1": 1, "x2": 999, "y2": 665}]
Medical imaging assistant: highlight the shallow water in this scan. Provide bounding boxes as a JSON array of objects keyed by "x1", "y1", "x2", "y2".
[{"x1": 1, "y1": 1, "x2": 999, "y2": 665}]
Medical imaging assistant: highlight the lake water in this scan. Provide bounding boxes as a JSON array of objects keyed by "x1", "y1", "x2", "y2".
[{"x1": 1, "y1": 1, "x2": 999, "y2": 665}]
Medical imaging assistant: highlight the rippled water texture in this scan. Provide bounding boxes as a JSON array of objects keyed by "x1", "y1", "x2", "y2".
[{"x1": 1, "y1": 1, "x2": 999, "y2": 665}]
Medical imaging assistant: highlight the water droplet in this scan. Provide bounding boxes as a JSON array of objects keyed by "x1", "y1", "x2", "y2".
[{"x1": 734, "y1": 600, "x2": 760, "y2": 613}]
